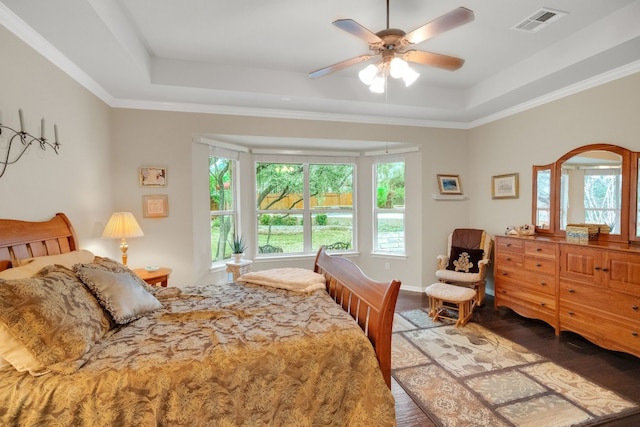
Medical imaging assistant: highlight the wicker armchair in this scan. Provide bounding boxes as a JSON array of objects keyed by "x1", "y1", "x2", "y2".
[{"x1": 435, "y1": 229, "x2": 493, "y2": 306}]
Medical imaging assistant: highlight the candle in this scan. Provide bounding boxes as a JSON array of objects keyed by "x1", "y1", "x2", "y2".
[
  {"x1": 54, "y1": 124, "x2": 59, "y2": 143},
  {"x1": 18, "y1": 109, "x2": 24, "y2": 132},
  {"x1": 41, "y1": 118, "x2": 45, "y2": 139}
]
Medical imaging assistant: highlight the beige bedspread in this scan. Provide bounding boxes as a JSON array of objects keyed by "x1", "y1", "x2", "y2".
[{"x1": 0, "y1": 282, "x2": 396, "y2": 426}]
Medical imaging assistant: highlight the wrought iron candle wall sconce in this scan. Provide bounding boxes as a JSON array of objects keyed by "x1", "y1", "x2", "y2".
[{"x1": 0, "y1": 108, "x2": 61, "y2": 178}]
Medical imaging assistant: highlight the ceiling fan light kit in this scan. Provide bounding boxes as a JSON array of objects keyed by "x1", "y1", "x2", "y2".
[{"x1": 310, "y1": 1, "x2": 474, "y2": 94}]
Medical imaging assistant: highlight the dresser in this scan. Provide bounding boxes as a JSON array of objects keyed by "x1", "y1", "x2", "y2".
[{"x1": 494, "y1": 235, "x2": 640, "y2": 358}]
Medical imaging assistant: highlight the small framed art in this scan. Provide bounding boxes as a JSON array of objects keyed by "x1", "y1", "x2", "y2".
[
  {"x1": 492, "y1": 173, "x2": 519, "y2": 199},
  {"x1": 437, "y1": 174, "x2": 463, "y2": 195},
  {"x1": 142, "y1": 195, "x2": 169, "y2": 218},
  {"x1": 139, "y1": 167, "x2": 167, "y2": 187}
]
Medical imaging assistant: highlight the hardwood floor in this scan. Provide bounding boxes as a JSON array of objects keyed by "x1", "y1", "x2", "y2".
[{"x1": 392, "y1": 290, "x2": 640, "y2": 427}]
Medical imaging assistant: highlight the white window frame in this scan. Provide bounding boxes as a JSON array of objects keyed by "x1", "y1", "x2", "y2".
[
  {"x1": 254, "y1": 155, "x2": 356, "y2": 256},
  {"x1": 373, "y1": 157, "x2": 406, "y2": 256}
]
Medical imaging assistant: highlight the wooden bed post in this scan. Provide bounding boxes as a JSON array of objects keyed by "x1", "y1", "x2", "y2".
[{"x1": 314, "y1": 246, "x2": 401, "y2": 388}]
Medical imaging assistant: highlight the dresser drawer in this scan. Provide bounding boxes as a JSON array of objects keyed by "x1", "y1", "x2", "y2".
[
  {"x1": 559, "y1": 280, "x2": 606, "y2": 301},
  {"x1": 524, "y1": 240, "x2": 556, "y2": 259},
  {"x1": 608, "y1": 291, "x2": 640, "y2": 324},
  {"x1": 560, "y1": 304, "x2": 640, "y2": 355},
  {"x1": 495, "y1": 251, "x2": 524, "y2": 270},
  {"x1": 496, "y1": 236, "x2": 524, "y2": 254},
  {"x1": 495, "y1": 285, "x2": 556, "y2": 311},
  {"x1": 524, "y1": 256, "x2": 556, "y2": 275},
  {"x1": 496, "y1": 268, "x2": 555, "y2": 296}
]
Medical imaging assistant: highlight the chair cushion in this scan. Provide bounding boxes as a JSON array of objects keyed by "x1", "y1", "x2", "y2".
[
  {"x1": 425, "y1": 283, "x2": 476, "y2": 302},
  {"x1": 451, "y1": 229, "x2": 485, "y2": 250},
  {"x1": 435, "y1": 269, "x2": 482, "y2": 283},
  {"x1": 446, "y1": 246, "x2": 484, "y2": 273}
]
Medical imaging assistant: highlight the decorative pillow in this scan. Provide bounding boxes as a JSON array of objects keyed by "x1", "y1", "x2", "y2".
[
  {"x1": 0, "y1": 265, "x2": 111, "y2": 375},
  {"x1": 446, "y1": 246, "x2": 484, "y2": 273},
  {"x1": 80, "y1": 256, "x2": 159, "y2": 294},
  {"x1": 74, "y1": 266, "x2": 163, "y2": 324},
  {"x1": 17, "y1": 249, "x2": 95, "y2": 268}
]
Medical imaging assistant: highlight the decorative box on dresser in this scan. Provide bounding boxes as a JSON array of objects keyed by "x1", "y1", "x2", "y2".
[{"x1": 495, "y1": 234, "x2": 640, "y2": 358}]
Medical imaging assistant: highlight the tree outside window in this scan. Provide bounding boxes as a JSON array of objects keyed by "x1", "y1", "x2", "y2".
[
  {"x1": 256, "y1": 162, "x2": 354, "y2": 254},
  {"x1": 374, "y1": 161, "x2": 405, "y2": 254},
  {"x1": 210, "y1": 156, "x2": 237, "y2": 262}
]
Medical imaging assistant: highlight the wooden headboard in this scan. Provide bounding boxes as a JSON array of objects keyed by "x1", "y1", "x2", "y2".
[
  {"x1": 314, "y1": 246, "x2": 400, "y2": 388},
  {"x1": 0, "y1": 213, "x2": 78, "y2": 272}
]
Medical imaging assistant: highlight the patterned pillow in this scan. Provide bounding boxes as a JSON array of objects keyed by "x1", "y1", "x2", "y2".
[
  {"x1": 81, "y1": 257, "x2": 160, "y2": 294},
  {"x1": 446, "y1": 246, "x2": 484, "y2": 273},
  {"x1": 74, "y1": 266, "x2": 163, "y2": 324},
  {"x1": 0, "y1": 265, "x2": 111, "y2": 375}
]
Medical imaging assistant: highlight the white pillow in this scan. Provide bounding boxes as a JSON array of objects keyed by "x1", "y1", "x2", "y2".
[
  {"x1": 0, "y1": 262, "x2": 45, "y2": 280},
  {"x1": 17, "y1": 249, "x2": 95, "y2": 269}
]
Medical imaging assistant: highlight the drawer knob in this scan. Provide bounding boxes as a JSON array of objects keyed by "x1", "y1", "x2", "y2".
[
  {"x1": 540, "y1": 282, "x2": 546, "y2": 286},
  {"x1": 501, "y1": 290, "x2": 506, "y2": 294},
  {"x1": 536, "y1": 263, "x2": 542, "y2": 267},
  {"x1": 568, "y1": 289, "x2": 575, "y2": 293},
  {"x1": 506, "y1": 243, "x2": 512, "y2": 247},
  {"x1": 568, "y1": 311, "x2": 574, "y2": 316},
  {"x1": 632, "y1": 305, "x2": 638, "y2": 311},
  {"x1": 506, "y1": 257, "x2": 511, "y2": 261},
  {"x1": 602, "y1": 267, "x2": 609, "y2": 272},
  {"x1": 633, "y1": 331, "x2": 639, "y2": 337},
  {"x1": 594, "y1": 266, "x2": 601, "y2": 271},
  {"x1": 502, "y1": 272, "x2": 508, "y2": 276},
  {"x1": 540, "y1": 302, "x2": 546, "y2": 307},
  {"x1": 536, "y1": 248, "x2": 542, "y2": 252}
]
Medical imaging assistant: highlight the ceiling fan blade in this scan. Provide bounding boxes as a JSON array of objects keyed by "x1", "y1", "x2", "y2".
[
  {"x1": 332, "y1": 19, "x2": 382, "y2": 44},
  {"x1": 309, "y1": 55, "x2": 372, "y2": 78},
  {"x1": 403, "y1": 50, "x2": 465, "y2": 71},
  {"x1": 403, "y1": 7, "x2": 474, "y2": 45}
]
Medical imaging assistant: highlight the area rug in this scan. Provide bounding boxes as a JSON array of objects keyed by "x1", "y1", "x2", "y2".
[{"x1": 392, "y1": 309, "x2": 640, "y2": 427}]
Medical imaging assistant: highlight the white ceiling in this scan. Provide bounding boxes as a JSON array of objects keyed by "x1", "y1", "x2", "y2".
[{"x1": 1, "y1": 0, "x2": 640, "y2": 132}]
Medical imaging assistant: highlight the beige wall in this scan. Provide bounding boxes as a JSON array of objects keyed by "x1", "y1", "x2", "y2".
[
  {"x1": 3, "y1": 23, "x2": 640, "y2": 293},
  {"x1": 0, "y1": 25, "x2": 113, "y2": 254},
  {"x1": 468, "y1": 72, "x2": 640, "y2": 294},
  {"x1": 110, "y1": 109, "x2": 464, "y2": 288}
]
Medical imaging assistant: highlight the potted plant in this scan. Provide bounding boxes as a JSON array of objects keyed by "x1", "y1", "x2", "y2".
[{"x1": 229, "y1": 234, "x2": 246, "y2": 263}]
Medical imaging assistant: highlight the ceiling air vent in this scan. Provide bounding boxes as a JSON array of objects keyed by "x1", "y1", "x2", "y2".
[{"x1": 512, "y1": 8, "x2": 567, "y2": 33}]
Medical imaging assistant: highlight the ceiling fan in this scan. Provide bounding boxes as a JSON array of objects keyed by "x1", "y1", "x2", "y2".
[{"x1": 309, "y1": 1, "x2": 474, "y2": 92}]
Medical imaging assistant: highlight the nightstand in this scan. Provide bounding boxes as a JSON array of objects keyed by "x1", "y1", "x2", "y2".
[
  {"x1": 133, "y1": 267, "x2": 172, "y2": 287},
  {"x1": 225, "y1": 259, "x2": 253, "y2": 282}
]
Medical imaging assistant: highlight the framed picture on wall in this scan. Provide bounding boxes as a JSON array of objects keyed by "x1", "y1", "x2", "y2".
[
  {"x1": 437, "y1": 174, "x2": 463, "y2": 195},
  {"x1": 492, "y1": 173, "x2": 519, "y2": 199},
  {"x1": 142, "y1": 195, "x2": 169, "y2": 218},
  {"x1": 139, "y1": 167, "x2": 167, "y2": 187}
]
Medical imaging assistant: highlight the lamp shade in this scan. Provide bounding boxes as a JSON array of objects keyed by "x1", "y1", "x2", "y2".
[{"x1": 102, "y1": 212, "x2": 144, "y2": 239}]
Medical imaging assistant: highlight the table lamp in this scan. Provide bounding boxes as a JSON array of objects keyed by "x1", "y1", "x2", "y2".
[{"x1": 102, "y1": 212, "x2": 144, "y2": 265}]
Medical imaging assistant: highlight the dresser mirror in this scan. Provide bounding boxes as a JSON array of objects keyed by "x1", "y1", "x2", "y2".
[{"x1": 533, "y1": 144, "x2": 637, "y2": 242}]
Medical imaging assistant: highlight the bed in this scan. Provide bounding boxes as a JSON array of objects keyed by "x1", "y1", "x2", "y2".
[{"x1": 0, "y1": 213, "x2": 400, "y2": 426}]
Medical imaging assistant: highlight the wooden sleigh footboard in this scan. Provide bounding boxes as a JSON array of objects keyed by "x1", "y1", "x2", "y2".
[{"x1": 314, "y1": 247, "x2": 401, "y2": 388}]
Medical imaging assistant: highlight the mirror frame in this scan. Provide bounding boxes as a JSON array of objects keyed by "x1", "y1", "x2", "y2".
[{"x1": 533, "y1": 143, "x2": 637, "y2": 242}]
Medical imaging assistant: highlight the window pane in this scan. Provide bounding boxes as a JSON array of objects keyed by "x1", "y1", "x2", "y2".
[
  {"x1": 376, "y1": 212, "x2": 405, "y2": 253},
  {"x1": 211, "y1": 214, "x2": 235, "y2": 262},
  {"x1": 309, "y1": 164, "x2": 353, "y2": 209},
  {"x1": 584, "y1": 172, "x2": 621, "y2": 233},
  {"x1": 376, "y1": 162, "x2": 405, "y2": 208},
  {"x1": 257, "y1": 213, "x2": 303, "y2": 253},
  {"x1": 312, "y1": 212, "x2": 353, "y2": 251},
  {"x1": 210, "y1": 157, "x2": 234, "y2": 210},
  {"x1": 256, "y1": 163, "x2": 304, "y2": 210}
]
